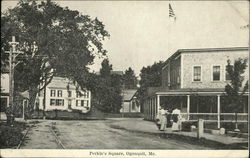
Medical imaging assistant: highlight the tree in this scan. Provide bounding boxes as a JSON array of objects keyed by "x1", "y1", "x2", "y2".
[
  {"x1": 224, "y1": 58, "x2": 248, "y2": 130},
  {"x1": 1, "y1": 0, "x2": 109, "y2": 116},
  {"x1": 90, "y1": 59, "x2": 122, "y2": 113},
  {"x1": 100, "y1": 58, "x2": 112, "y2": 77},
  {"x1": 122, "y1": 67, "x2": 137, "y2": 89},
  {"x1": 138, "y1": 61, "x2": 165, "y2": 112}
]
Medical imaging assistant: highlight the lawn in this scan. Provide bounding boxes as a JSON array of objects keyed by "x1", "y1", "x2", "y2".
[{"x1": 0, "y1": 121, "x2": 27, "y2": 149}]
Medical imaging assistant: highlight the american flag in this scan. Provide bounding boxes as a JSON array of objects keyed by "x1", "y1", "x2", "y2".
[{"x1": 169, "y1": 4, "x2": 176, "y2": 21}]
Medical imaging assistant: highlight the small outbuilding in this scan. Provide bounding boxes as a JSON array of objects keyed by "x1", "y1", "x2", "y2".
[{"x1": 120, "y1": 89, "x2": 140, "y2": 113}]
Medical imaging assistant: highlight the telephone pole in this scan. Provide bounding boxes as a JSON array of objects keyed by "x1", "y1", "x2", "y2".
[{"x1": 5, "y1": 36, "x2": 22, "y2": 114}]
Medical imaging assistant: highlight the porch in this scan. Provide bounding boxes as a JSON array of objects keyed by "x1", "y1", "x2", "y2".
[{"x1": 143, "y1": 89, "x2": 248, "y2": 129}]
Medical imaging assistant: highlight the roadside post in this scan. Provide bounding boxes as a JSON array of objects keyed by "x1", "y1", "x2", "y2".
[{"x1": 197, "y1": 119, "x2": 204, "y2": 139}]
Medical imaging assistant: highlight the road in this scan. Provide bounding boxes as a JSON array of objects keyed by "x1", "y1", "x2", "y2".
[{"x1": 20, "y1": 119, "x2": 212, "y2": 149}]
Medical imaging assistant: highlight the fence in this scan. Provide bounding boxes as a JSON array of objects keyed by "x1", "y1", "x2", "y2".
[
  {"x1": 181, "y1": 113, "x2": 248, "y2": 129},
  {"x1": 181, "y1": 113, "x2": 248, "y2": 122}
]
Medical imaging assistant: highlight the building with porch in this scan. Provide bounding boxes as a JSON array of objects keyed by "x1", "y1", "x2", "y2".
[{"x1": 143, "y1": 47, "x2": 249, "y2": 128}]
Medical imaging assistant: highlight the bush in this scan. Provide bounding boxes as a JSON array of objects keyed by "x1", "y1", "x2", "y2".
[{"x1": 0, "y1": 122, "x2": 27, "y2": 148}]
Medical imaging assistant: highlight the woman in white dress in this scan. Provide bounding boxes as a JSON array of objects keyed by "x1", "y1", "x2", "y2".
[
  {"x1": 171, "y1": 108, "x2": 182, "y2": 131},
  {"x1": 159, "y1": 108, "x2": 167, "y2": 131}
]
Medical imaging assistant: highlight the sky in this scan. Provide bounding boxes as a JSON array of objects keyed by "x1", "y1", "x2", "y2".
[{"x1": 2, "y1": 1, "x2": 249, "y2": 76}]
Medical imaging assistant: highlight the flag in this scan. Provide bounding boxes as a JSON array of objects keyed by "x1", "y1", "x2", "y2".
[
  {"x1": 169, "y1": 3, "x2": 176, "y2": 21},
  {"x1": 240, "y1": 24, "x2": 249, "y2": 29}
]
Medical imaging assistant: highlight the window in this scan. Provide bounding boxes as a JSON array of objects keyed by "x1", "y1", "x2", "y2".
[
  {"x1": 213, "y1": 66, "x2": 220, "y2": 81},
  {"x1": 58, "y1": 90, "x2": 62, "y2": 97},
  {"x1": 56, "y1": 99, "x2": 64, "y2": 106},
  {"x1": 193, "y1": 66, "x2": 201, "y2": 81},
  {"x1": 76, "y1": 100, "x2": 81, "y2": 106},
  {"x1": 68, "y1": 91, "x2": 72, "y2": 97},
  {"x1": 82, "y1": 92, "x2": 88, "y2": 98},
  {"x1": 50, "y1": 99, "x2": 56, "y2": 106},
  {"x1": 76, "y1": 100, "x2": 88, "y2": 107},
  {"x1": 51, "y1": 90, "x2": 56, "y2": 97},
  {"x1": 225, "y1": 65, "x2": 231, "y2": 81},
  {"x1": 83, "y1": 100, "x2": 88, "y2": 107},
  {"x1": 76, "y1": 92, "x2": 81, "y2": 98},
  {"x1": 50, "y1": 99, "x2": 64, "y2": 106}
]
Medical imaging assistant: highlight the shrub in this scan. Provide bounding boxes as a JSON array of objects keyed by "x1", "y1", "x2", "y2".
[{"x1": 0, "y1": 122, "x2": 26, "y2": 148}]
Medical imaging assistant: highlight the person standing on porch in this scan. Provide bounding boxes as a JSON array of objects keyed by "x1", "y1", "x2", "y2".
[
  {"x1": 159, "y1": 107, "x2": 167, "y2": 131},
  {"x1": 171, "y1": 107, "x2": 182, "y2": 132}
]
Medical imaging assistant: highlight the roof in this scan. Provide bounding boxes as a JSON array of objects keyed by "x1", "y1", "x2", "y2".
[
  {"x1": 122, "y1": 89, "x2": 137, "y2": 101},
  {"x1": 147, "y1": 87, "x2": 249, "y2": 97},
  {"x1": 111, "y1": 71, "x2": 124, "y2": 75},
  {"x1": 95, "y1": 71, "x2": 124, "y2": 75},
  {"x1": 47, "y1": 77, "x2": 77, "y2": 90},
  {"x1": 176, "y1": 47, "x2": 248, "y2": 53},
  {"x1": 163, "y1": 47, "x2": 249, "y2": 66}
]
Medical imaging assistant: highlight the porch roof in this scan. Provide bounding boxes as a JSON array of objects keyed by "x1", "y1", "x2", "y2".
[
  {"x1": 156, "y1": 88, "x2": 225, "y2": 96},
  {"x1": 147, "y1": 87, "x2": 249, "y2": 97}
]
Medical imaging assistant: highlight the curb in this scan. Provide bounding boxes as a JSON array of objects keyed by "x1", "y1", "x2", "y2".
[
  {"x1": 16, "y1": 123, "x2": 35, "y2": 149},
  {"x1": 109, "y1": 124, "x2": 248, "y2": 149}
]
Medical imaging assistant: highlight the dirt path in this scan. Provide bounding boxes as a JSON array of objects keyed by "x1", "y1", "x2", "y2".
[{"x1": 20, "y1": 121, "x2": 61, "y2": 149}]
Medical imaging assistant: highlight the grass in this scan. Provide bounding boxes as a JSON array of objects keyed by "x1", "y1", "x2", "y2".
[{"x1": 0, "y1": 121, "x2": 27, "y2": 149}]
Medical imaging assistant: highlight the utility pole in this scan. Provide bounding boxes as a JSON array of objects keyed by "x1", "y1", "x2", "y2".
[
  {"x1": 5, "y1": 36, "x2": 22, "y2": 111},
  {"x1": 122, "y1": 84, "x2": 125, "y2": 118},
  {"x1": 43, "y1": 76, "x2": 47, "y2": 120}
]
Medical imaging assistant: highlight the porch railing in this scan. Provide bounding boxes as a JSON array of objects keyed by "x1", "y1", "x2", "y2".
[{"x1": 181, "y1": 113, "x2": 248, "y2": 122}]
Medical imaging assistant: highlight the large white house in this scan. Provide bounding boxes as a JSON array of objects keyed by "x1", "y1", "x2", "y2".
[{"x1": 36, "y1": 77, "x2": 91, "y2": 113}]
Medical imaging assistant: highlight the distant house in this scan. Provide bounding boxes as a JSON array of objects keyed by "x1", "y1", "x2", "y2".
[
  {"x1": 111, "y1": 71, "x2": 124, "y2": 76},
  {"x1": 36, "y1": 77, "x2": 91, "y2": 113},
  {"x1": 0, "y1": 73, "x2": 9, "y2": 119},
  {"x1": 120, "y1": 89, "x2": 140, "y2": 113},
  {"x1": 0, "y1": 73, "x2": 9, "y2": 113},
  {"x1": 144, "y1": 47, "x2": 249, "y2": 128}
]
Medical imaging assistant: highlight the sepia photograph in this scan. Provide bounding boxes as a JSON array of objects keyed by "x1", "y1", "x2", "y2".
[{"x1": 0, "y1": 0, "x2": 249, "y2": 157}]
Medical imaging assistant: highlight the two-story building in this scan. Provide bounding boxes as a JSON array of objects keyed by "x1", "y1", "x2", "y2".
[
  {"x1": 143, "y1": 47, "x2": 249, "y2": 128},
  {"x1": 36, "y1": 77, "x2": 91, "y2": 113}
]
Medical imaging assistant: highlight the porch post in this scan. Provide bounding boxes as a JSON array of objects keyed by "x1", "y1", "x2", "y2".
[
  {"x1": 155, "y1": 97, "x2": 157, "y2": 119},
  {"x1": 217, "y1": 95, "x2": 221, "y2": 129},
  {"x1": 148, "y1": 99, "x2": 150, "y2": 120},
  {"x1": 157, "y1": 95, "x2": 160, "y2": 114},
  {"x1": 151, "y1": 98, "x2": 153, "y2": 120},
  {"x1": 187, "y1": 95, "x2": 190, "y2": 120},
  {"x1": 149, "y1": 98, "x2": 152, "y2": 120},
  {"x1": 146, "y1": 99, "x2": 149, "y2": 120}
]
